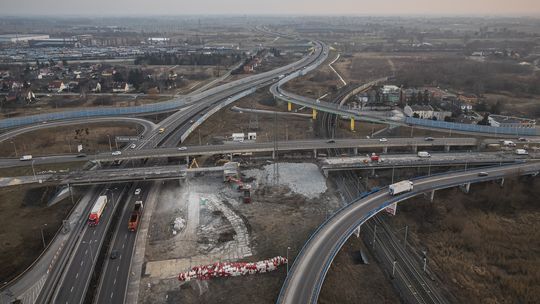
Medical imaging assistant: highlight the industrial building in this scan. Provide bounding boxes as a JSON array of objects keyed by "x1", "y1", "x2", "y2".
[
  {"x1": 488, "y1": 115, "x2": 536, "y2": 128},
  {"x1": 0, "y1": 34, "x2": 50, "y2": 43}
]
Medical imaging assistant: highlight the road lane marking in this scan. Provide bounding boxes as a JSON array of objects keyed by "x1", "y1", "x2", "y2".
[
  {"x1": 110, "y1": 292, "x2": 114, "y2": 298},
  {"x1": 70, "y1": 286, "x2": 74, "y2": 293},
  {"x1": 80, "y1": 261, "x2": 83, "y2": 266},
  {"x1": 75, "y1": 273, "x2": 79, "y2": 278},
  {"x1": 116, "y1": 266, "x2": 120, "y2": 272},
  {"x1": 114, "y1": 278, "x2": 116, "y2": 285}
]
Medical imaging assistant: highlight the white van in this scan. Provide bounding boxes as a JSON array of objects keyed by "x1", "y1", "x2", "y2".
[{"x1": 417, "y1": 151, "x2": 431, "y2": 158}]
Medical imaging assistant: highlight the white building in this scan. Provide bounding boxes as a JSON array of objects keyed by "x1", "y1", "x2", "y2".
[
  {"x1": 0, "y1": 34, "x2": 50, "y2": 43},
  {"x1": 488, "y1": 115, "x2": 536, "y2": 128},
  {"x1": 232, "y1": 133, "x2": 245, "y2": 142}
]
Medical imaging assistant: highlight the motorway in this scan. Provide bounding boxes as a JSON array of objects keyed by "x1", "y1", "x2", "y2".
[
  {"x1": 0, "y1": 137, "x2": 479, "y2": 168},
  {"x1": 277, "y1": 162, "x2": 540, "y2": 304},
  {"x1": 51, "y1": 185, "x2": 128, "y2": 304}
]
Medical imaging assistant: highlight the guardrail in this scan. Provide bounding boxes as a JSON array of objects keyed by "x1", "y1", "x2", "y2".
[
  {"x1": 277, "y1": 162, "x2": 539, "y2": 304},
  {"x1": 405, "y1": 117, "x2": 539, "y2": 136}
]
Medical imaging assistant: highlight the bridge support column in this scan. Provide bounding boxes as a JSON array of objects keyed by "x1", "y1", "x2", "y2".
[
  {"x1": 444, "y1": 145, "x2": 450, "y2": 152},
  {"x1": 350, "y1": 118, "x2": 355, "y2": 132},
  {"x1": 313, "y1": 149, "x2": 318, "y2": 159},
  {"x1": 460, "y1": 183, "x2": 471, "y2": 194},
  {"x1": 355, "y1": 226, "x2": 361, "y2": 238},
  {"x1": 287, "y1": 102, "x2": 292, "y2": 112},
  {"x1": 430, "y1": 190, "x2": 435, "y2": 202},
  {"x1": 371, "y1": 168, "x2": 375, "y2": 176},
  {"x1": 185, "y1": 156, "x2": 189, "y2": 165},
  {"x1": 500, "y1": 178, "x2": 504, "y2": 187},
  {"x1": 272, "y1": 150, "x2": 276, "y2": 159},
  {"x1": 354, "y1": 148, "x2": 358, "y2": 155},
  {"x1": 383, "y1": 146, "x2": 388, "y2": 154},
  {"x1": 312, "y1": 108, "x2": 317, "y2": 120},
  {"x1": 412, "y1": 145, "x2": 418, "y2": 153}
]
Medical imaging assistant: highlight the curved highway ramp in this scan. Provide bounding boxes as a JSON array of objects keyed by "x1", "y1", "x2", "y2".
[{"x1": 277, "y1": 162, "x2": 540, "y2": 304}]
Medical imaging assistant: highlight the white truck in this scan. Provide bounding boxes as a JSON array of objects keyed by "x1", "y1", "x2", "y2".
[
  {"x1": 417, "y1": 151, "x2": 431, "y2": 158},
  {"x1": 389, "y1": 180, "x2": 414, "y2": 196},
  {"x1": 515, "y1": 149, "x2": 529, "y2": 155},
  {"x1": 19, "y1": 155, "x2": 33, "y2": 161},
  {"x1": 503, "y1": 140, "x2": 516, "y2": 147}
]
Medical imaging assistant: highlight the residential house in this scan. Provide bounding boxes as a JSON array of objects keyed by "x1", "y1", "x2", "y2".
[
  {"x1": 404, "y1": 105, "x2": 434, "y2": 119},
  {"x1": 488, "y1": 115, "x2": 536, "y2": 128},
  {"x1": 112, "y1": 82, "x2": 131, "y2": 93},
  {"x1": 381, "y1": 85, "x2": 400, "y2": 104},
  {"x1": 48, "y1": 81, "x2": 66, "y2": 92}
]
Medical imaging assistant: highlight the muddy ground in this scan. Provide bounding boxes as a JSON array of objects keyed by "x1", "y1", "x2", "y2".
[
  {"x1": 0, "y1": 185, "x2": 82, "y2": 283},
  {"x1": 0, "y1": 123, "x2": 138, "y2": 157},
  {"x1": 387, "y1": 177, "x2": 540, "y2": 303}
]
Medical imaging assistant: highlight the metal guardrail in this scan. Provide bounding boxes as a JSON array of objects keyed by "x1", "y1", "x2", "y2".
[
  {"x1": 405, "y1": 117, "x2": 539, "y2": 136},
  {"x1": 277, "y1": 162, "x2": 539, "y2": 304}
]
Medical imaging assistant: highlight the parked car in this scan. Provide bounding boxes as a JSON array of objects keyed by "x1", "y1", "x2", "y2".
[{"x1": 130, "y1": 143, "x2": 137, "y2": 149}]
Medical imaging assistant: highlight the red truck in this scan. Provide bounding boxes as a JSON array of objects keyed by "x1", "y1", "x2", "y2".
[
  {"x1": 128, "y1": 201, "x2": 144, "y2": 231},
  {"x1": 88, "y1": 195, "x2": 108, "y2": 226}
]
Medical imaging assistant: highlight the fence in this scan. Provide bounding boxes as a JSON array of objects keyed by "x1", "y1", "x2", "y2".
[
  {"x1": 0, "y1": 97, "x2": 188, "y2": 130},
  {"x1": 405, "y1": 117, "x2": 538, "y2": 136}
]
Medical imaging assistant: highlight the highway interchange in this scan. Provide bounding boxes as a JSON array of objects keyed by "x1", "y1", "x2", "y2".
[{"x1": 0, "y1": 31, "x2": 539, "y2": 304}]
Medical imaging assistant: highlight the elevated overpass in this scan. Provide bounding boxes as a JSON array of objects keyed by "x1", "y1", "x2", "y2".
[
  {"x1": 278, "y1": 162, "x2": 540, "y2": 304},
  {"x1": 0, "y1": 137, "x2": 479, "y2": 168}
]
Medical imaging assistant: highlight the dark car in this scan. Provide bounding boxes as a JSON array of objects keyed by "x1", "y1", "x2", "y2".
[
  {"x1": 424, "y1": 137, "x2": 435, "y2": 141},
  {"x1": 76, "y1": 153, "x2": 87, "y2": 158},
  {"x1": 477, "y1": 172, "x2": 489, "y2": 177},
  {"x1": 327, "y1": 139, "x2": 336, "y2": 144},
  {"x1": 110, "y1": 250, "x2": 119, "y2": 259}
]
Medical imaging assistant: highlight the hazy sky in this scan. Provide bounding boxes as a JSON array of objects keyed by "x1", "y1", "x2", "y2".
[{"x1": 2, "y1": 0, "x2": 540, "y2": 16}]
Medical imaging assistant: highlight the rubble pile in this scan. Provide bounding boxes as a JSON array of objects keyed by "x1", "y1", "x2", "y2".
[{"x1": 178, "y1": 256, "x2": 287, "y2": 281}]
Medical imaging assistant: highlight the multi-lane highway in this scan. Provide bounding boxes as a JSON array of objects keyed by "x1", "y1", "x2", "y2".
[
  {"x1": 278, "y1": 162, "x2": 540, "y2": 304},
  {"x1": 0, "y1": 137, "x2": 479, "y2": 168}
]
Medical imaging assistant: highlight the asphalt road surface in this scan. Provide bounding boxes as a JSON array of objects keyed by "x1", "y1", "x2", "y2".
[{"x1": 278, "y1": 162, "x2": 540, "y2": 304}]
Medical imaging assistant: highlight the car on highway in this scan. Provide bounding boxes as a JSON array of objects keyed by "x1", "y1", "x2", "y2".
[
  {"x1": 111, "y1": 151, "x2": 122, "y2": 156},
  {"x1": 76, "y1": 153, "x2": 87, "y2": 158},
  {"x1": 110, "y1": 250, "x2": 119, "y2": 259},
  {"x1": 190, "y1": 120, "x2": 195, "y2": 124},
  {"x1": 158, "y1": 128, "x2": 165, "y2": 133},
  {"x1": 424, "y1": 137, "x2": 434, "y2": 141},
  {"x1": 478, "y1": 172, "x2": 489, "y2": 177},
  {"x1": 178, "y1": 146, "x2": 188, "y2": 151},
  {"x1": 134, "y1": 188, "x2": 141, "y2": 195},
  {"x1": 326, "y1": 139, "x2": 335, "y2": 143},
  {"x1": 379, "y1": 138, "x2": 388, "y2": 142},
  {"x1": 518, "y1": 137, "x2": 528, "y2": 142},
  {"x1": 130, "y1": 143, "x2": 137, "y2": 149}
]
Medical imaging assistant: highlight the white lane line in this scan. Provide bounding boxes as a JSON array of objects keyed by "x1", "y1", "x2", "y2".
[
  {"x1": 80, "y1": 261, "x2": 84, "y2": 266},
  {"x1": 113, "y1": 278, "x2": 117, "y2": 285},
  {"x1": 116, "y1": 266, "x2": 120, "y2": 272},
  {"x1": 75, "y1": 272, "x2": 79, "y2": 279},
  {"x1": 85, "y1": 249, "x2": 88, "y2": 255},
  {"x1": 70, "y1": 286, "x2": 74, "y2": 293},
  {"x1": 110, "y1": 292, "x2": 114, "y2": 299}
]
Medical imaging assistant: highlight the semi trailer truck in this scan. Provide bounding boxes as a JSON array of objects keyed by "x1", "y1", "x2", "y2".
[
  {"x1": 389, "y1": 180, "x2": 414, "y2": 196},
  {"x1": 128, "y1": 200, "x2": 144, "y2": 231},
  {"x1": 88, "y1": 195, "x2": 108, "y2": 226}
]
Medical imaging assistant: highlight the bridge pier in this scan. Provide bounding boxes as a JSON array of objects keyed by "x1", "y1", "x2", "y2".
[
  {"x1": 371, "y1": 168, "x2": 375, "y2": 176},
  {"x1": 354, "y1": 148, "x2": 358, "y2": 155},
  {"x1": 430, "y1": 190, "x2": 435, "y2": 202},
  {"x1": 460, "y1": 183, "x2": 471, "y2": 193},
  {"x1": 185, "y1": 156, "x2": 189, "y2": 165},
  {"x1": 272, "y1": 150, "x2": 276, "y2": 159},
  {"x1": 355, "y1": 226, "x2": 361, "y2": 238},
  {"x1": 312, "y1": 108, "x2": 317, "y2": 119},
  {"x1": 288, "y1": 102, "x2": 292, "y2": 112},
  {"x1": 444, "y1": 145, "x2": 450, "y2": 152},
  {"x1": 313, "y1": 149, "x2": 318, "y2": 159},
  {"x1": 383, "y1": 146, "x2": 388, "y2": 154},
  {"x1": 412, "y1": 145, "x2": 418, "y2": 153},
  {"x1": 350, "y1": 118, "x2": 355, "y2": 132},
  {"x1": 500, "y1": 178, "x2": 504, "y2": 187}
]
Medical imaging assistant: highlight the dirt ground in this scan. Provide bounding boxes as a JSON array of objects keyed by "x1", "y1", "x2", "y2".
[
  {"x1": 0, "y1": 123, "x2": 138, "y2": 157},
  {"x1": 0, "y1": 184, "x2": 82, "y2": 283},
  {"x1": 139, "y1": 162, "x2": 345, "y2": 304},
  {"x1": 387, "y1": 177, "x2": 540, "y2": 303},
  {"x1": 319, "y1": 235, "x2": 401, "y2": 304}
]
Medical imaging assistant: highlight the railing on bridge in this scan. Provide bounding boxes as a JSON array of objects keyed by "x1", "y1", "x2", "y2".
[{"x1": 405, "y1": 117, "x2": 538, "y2": 136}]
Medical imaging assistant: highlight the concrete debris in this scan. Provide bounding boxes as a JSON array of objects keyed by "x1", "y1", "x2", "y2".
[{"x1": 173, "y1": 217, "x2": 186, "y2": 233}]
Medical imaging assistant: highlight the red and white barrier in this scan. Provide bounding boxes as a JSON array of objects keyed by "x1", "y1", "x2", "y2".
[{"x1": 178, "y1": 256, "x2": 287, "y2": 282}]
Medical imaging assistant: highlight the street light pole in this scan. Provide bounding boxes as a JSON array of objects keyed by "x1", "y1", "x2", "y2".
[
  {"x1": 40, "y1": 224, "x2": 47, "y2": 249},
  {"x1": 10, "y1": 140, "x2": 18, "y2": 157},
  {"x1": 31, "y1": 159, "x2": 36, "y2": 180},
  {"x1": 286, "y1": 246, "x2": 291, "y2": 274}
]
